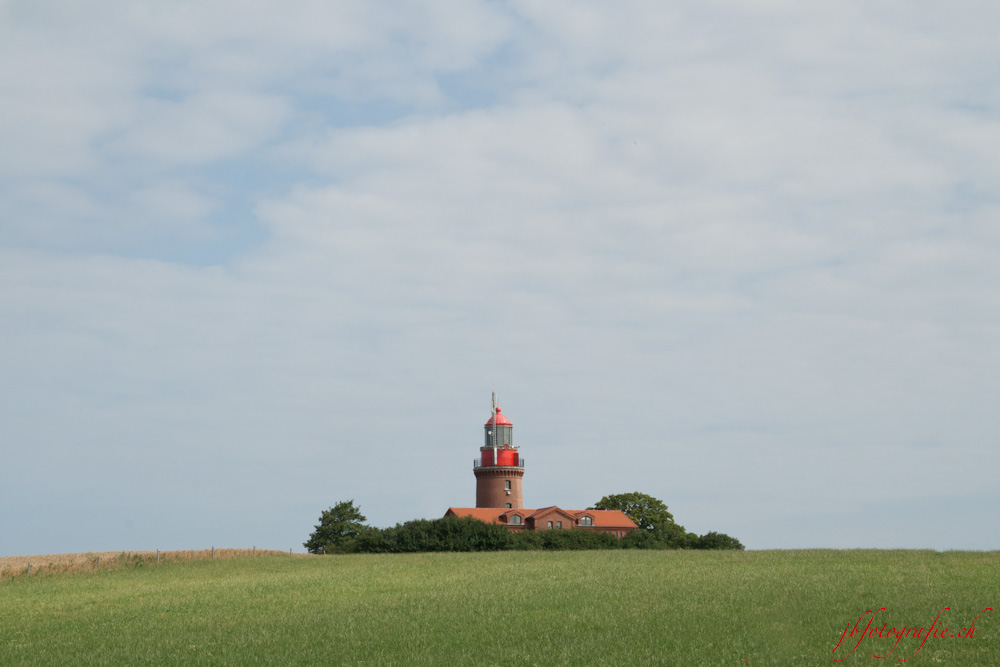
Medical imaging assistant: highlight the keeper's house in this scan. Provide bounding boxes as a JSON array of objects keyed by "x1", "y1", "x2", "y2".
[{"x1": 444, "y1": 399, "x2": 638, "y2": 538}]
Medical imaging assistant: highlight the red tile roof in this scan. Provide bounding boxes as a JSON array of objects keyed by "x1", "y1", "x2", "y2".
[
  {"x1": 445, "y1": 507, "x2": 507, "y2": 522},
  {"x1": 525, "y1": 506, "x2": 578, "y2": 521},
  {"x1": 575, "y1": 509, "x2": 637, "y2": 528}
]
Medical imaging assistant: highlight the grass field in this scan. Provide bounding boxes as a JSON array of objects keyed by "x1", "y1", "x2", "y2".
[{"x1": 1, "y1": 549, "x2": 997, "y2": 665}]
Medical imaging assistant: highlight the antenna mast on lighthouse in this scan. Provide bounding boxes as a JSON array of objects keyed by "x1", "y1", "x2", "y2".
[{"x1": 491, "y1": 391, "x2": 498, "y2": 466}]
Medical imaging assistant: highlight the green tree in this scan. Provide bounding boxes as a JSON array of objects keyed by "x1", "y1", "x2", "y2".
[
  {"x1": 692, "y1": 531, "x2": 745, "y2": 550},
  {"x1": 591, "y1": 491, "x2": 690, "y2": 548},
  {"x1": 304, "y1": 500, "x2": 367, "y2": 554}
]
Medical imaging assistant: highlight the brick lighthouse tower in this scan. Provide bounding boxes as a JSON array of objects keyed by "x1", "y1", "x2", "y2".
[{"x1": 474, "y1": 394, "x2": 524, "y2": 509}]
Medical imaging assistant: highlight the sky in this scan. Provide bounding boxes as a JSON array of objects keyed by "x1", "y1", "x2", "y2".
[{"x1": 2, "y1": 1, "x2": 999, "y2": 556}]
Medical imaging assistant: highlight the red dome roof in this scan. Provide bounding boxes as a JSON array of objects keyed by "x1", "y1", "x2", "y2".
[{"x1": 484, "y1": 407, "x2": 512, "y2": 427}]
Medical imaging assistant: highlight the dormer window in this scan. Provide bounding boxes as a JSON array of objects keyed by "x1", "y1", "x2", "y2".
[
  {"x1": 510, "y1": 514, "x2": 522, "y2": 525},
  {"x1": 580, "y1": 517, "x2": 593, "y2": 526}
]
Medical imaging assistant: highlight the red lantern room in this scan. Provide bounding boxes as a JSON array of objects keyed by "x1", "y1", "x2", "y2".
[
  {"x1": 481, "y1": 407, "x2": 518, "y2": 466},
  {"x1": 474, "y1": 396, "x2": 525, "y2": 509}
]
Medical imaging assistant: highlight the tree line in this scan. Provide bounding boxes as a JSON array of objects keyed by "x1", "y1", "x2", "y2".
[{"x1": 305, "y1": 492, "x2": 743, "y2": 554}]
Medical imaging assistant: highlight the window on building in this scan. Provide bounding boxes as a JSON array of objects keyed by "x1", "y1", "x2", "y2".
[
  {"x1": 505, "y1": 503, "x2": 511, "y2": 508},
  {"x1": 556, "y1": 521, "x2": 562, "y2": 529},
  {"x1": 580, "y1": 517, "x2": 593, "y2": 526},
  {"x1": 504, "y1": 480, "x2": 511, "y2": 490},
  {"x1": 547, "y1": 521, "x2": 553, "y2": 529},
  {"x1": 510, "y1": 515, "x2": 522, "y2": 525}
]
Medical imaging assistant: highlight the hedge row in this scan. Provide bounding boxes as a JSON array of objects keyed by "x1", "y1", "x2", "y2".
[{"x1": 327, "y1": 517, "x2": 742, "y2": 554}]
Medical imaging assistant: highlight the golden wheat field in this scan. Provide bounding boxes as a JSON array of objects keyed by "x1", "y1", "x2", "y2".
[{"x1": 0, "y1": 548, "x2": 304, "y2": 579}]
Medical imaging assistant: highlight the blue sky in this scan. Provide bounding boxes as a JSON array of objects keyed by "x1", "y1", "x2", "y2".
[{"x1": 2, "y1": 0, "x2": 999, "y2": 556}]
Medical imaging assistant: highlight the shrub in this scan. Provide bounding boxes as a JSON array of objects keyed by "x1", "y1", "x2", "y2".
[
  {"x1": 509, "y1": 530, "x2": 545, "y2": 550},
  {"x1": 509, "y1": 528, "x2": 619, "y2": 551},
  {"x1": 692, "y1": 531, "x2": 745, "y2": 551},
  {"x1": 357, "y1": 517, "x2": 513, "y2": 553},
  {"x1": 619, "y1": 529, "x2": 665, "y2": 550}
]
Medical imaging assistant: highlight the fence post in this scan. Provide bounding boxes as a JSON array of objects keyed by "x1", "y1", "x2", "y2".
[
  {"x1": 211, "y1": 547, "x2": 214, "y2": 560},
  {"x1": 156, "y1": 549, "x2": 160, "y2": 563},
  {"x1": 26, "y1": 563, "x2": 30, "y2": 577},
  {"x1": 253, "y1": 546, "x2": 256, "y2": 556},
  {"x1": 97, "y1": 556, "x2": 100, "y2": 568}
]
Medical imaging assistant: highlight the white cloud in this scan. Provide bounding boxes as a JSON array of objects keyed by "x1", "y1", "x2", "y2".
[
  {"x1": 113, "y1": 91, "x2": 292, "y2": 165},
  {"x1": 2, "y1": 0, "x2": 1000, "y2": 554}
]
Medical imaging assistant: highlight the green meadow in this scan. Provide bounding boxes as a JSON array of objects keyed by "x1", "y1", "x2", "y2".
[{"x1": 1, "y1": 550, "x2": 997, "y2": 665}]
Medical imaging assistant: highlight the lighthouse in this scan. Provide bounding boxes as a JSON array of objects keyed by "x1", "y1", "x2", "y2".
[
  {"x1": 447, "y1": 397, "x2": 638, "y2": 536},
  {"x1": 474, "y1": 394, "x2": 524, "y2": 508}
]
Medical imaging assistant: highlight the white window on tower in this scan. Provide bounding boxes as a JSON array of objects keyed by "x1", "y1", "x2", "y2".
[{"x1": 504, "y1": 480, "x2": 511, "y2": 490}]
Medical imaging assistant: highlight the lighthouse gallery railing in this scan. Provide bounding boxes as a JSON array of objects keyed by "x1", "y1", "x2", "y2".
[{"x1": 473, "y1": 459, "x2": 524, "y2": 469}]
